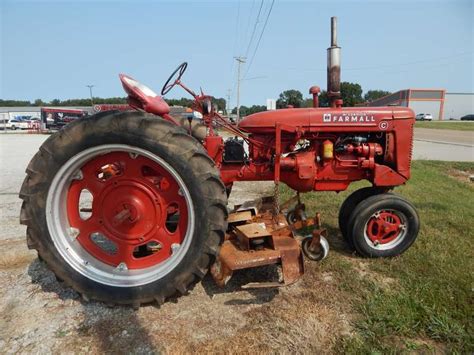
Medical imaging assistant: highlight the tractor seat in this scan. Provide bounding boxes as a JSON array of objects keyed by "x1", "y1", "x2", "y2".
[{"x1": 119, "y1": 74, "x2": 170, "y2": 116}]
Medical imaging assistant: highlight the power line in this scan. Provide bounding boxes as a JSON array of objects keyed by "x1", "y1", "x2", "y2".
[
  {"x1": 244, "y1": 0, "x2": 275, "y2": 79},
  {"x1": 243, "y1": 0, "x2": 257, "y2": 47},
  {"x1": 232, "y1": 0, "x2": 241, "y2": 56},
  {"x1": 244, "y1": 0, "x2": 264, "y2": 58},
  {"x1": 229, "y1": 0, "x2": 242, "y2": 75},
  {"x1": 242, "y1": 76, "x2": 268, "y2": 81},
  {"x1": 230, "y1": 0, "x2": 258, "y2": 104}
]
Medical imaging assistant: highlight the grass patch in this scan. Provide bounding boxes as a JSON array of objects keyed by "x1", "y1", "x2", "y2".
[
  {"x1": 415, "y1": 121, "x2": 474, "y2": 131},
  {"x1": 281, "y1": 161, "x2": 474, "y2": 352}
]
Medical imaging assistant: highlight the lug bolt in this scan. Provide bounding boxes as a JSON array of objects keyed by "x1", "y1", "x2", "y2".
[{"x1": 171, "y1": 243, "x2": 181, "y2": 254}]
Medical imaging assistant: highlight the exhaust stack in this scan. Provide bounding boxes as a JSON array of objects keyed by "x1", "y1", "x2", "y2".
[{"x1": 327, "y1": 16, "x2": 341, "y2": 107}]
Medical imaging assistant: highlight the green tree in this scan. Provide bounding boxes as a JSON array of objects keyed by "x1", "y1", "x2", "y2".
[
  {"x1": 246, "y1": 105, "x2": 266, "y2": 115},
  {"x1": 276, "y1": 89, "x2": 304, "y2": 108},
  {"x1": 211, "y1": 97, "x2": 226, "y2": 112},
  {"x1": 166, "y1": 97, "x2": 194, "y2": 107},
  {"x1": 303, "y1": 83, "x2": 365, "y2": 108},
  {"x1": 364, "y1": 90, "x2": 391, "y2": 102},
  {"x1": 163, "y1": 97, "x2": 226, "y2": 111},
  {"x1": 304, "y1": 91, "x2": 330, "y2": 108},
  {"x1": 0, "y1": 99, "x2": 32, "y2": 106},
  {"x1": 33, "y1": 99, "x2": 45, "y2": 106},
  {"x1": 318, "y1": 90, "x2": 330, "y2": 107},
  {"x1": 231, "y1": 105, "x2": 266, "y2": 117},
  {"x1": 340, "y1": 82, "x2": 363, "y2": 107}
]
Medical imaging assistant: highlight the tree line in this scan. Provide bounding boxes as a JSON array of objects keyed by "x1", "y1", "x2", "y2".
[
  {"x1": 0, "y1": 97, "x2": 128, "y2": 107},
  {"x1": 0, "y1": 96, "x2": 227, "y2": 111}
]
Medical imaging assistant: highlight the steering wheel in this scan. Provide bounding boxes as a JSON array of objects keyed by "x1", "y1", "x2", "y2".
[{"x1": 161, "y1": 62, "x2": 188, "y2": 95}]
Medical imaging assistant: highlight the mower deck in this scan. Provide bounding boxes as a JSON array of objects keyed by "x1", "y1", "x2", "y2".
[{"x1": 210, "y1": 196, "x2": 324, "y2": 288}]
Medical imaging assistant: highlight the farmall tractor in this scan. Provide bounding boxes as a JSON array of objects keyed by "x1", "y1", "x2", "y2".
[{"x1": 20, "y1": 18, "x2": 419, "y2": 306}]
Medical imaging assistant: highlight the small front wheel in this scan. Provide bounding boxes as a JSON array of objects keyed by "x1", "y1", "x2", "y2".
[
  {"x1": 286, "y1": 210, "x2": 298, "y2": 225},
  {"x1": 338, "y1": 187, "x2": 388, "y2": 242},
  {"x1": 348, "y1": 194, "x2": 419, "y2": 257},
  {"x1": 302, "y1": 235, "x2": 329, "y2": 261},
  {"x1": 286, "y1": 205, "x2": 307, "y2": 225}
]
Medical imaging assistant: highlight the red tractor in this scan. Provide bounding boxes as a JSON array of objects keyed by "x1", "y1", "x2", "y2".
[{"x1": 20, "y1": 18, "x2": 419, "y2": 306}]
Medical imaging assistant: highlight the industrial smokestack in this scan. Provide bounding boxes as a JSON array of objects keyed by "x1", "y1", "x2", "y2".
[{"x1": 327, "y1": 16, "x2": 341, "y2": 107}]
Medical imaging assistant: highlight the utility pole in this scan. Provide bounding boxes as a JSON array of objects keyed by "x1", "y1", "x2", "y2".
[
  {"x1": 86, "y1": 85, "x2": 95, "y2": 107},
  {"x1": 226, "y1": 89, "x2": 232, "y2": 116},
  {"x1": 234, "y1": 56, "x2": 246, "y2": 122}
]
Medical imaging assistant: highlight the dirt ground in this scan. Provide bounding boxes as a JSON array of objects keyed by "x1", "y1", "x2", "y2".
[{"x1": 0, "y1": 134, "x2": 353, "y2": 353}]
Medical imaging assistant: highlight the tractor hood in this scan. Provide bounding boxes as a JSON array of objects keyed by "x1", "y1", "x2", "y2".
[{"x1": 238, "y1": 107, "x2": 414, "y2": 134}]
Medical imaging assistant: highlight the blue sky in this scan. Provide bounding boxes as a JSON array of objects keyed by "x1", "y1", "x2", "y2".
[{"x1": 1, "y1": 0, "x2": 473, "y2": 106}]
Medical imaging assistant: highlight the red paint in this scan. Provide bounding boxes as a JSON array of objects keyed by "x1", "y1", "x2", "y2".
[
  {"x1": 309, "y1": 86, "x2": 320, "y2": 108},
  {"x1": 66, "y1": 152, "x2": 188, "y2": 269},
  {"x1": 119, "y1": 74, "x2": 173, "y2": 120},
  {"x1": 366, "y1": 211, "x2": 403, "y2": 245},
  {"x1": 204, "y1": 136, "x2": 224, "y2": 165}
]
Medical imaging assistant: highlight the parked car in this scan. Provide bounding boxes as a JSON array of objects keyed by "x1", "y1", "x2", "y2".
[
  {"x1": 0, "y1": 118, "x2": 8, "y2": 130},
  {"x1": 415, "y1": 113, "x2": 433, "y2": 121},
  {"x1": 460, "y1": 114, "x2": 474, "y2": 121},
  {"x1": 6, "y1": 119, "x2": 29, "y2": 130}
]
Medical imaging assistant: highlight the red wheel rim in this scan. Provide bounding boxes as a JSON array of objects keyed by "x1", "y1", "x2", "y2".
[
  {"x1": 365, "y1": 210, "x2": 403, "y2": 245},
  {"x1": 66, "y1": 151, "x2": 189, "y2": 270}
]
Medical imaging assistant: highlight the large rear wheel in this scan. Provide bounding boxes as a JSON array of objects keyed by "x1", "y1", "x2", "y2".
[{"x1": 20, "y1": 111, "x2": 227, "y2": 306}]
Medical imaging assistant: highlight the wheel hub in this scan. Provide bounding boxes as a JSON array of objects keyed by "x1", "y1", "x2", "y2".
[
  {"x1": 366, "y1": 210, "x2": 403, "y2": 245},
  {"x1": 98, "y1": 180, "x2": 162, "y2": 242}
]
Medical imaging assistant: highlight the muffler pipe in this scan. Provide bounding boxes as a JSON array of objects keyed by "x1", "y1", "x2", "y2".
[{"x1": 327, "y1": 16, "x2": 341, "y2": 107}]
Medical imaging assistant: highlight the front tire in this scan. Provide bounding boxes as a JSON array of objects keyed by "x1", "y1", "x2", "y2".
[
  {"x1": 348, "y1": 194, "x2": 419, "y2": 257},
  {"x1": 20, "y1": 111, "x2": 227, "y2": 306},
  {"x1": 338, "y1": 187, "x2": 387, "y2": 243}
]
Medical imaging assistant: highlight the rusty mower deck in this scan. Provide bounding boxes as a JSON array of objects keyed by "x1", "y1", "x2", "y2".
[{"x1": 210, "y1": 196, "x2": 328, "y2": 288}]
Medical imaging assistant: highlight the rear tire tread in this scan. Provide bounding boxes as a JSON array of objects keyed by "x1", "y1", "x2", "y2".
[{"x1": 19, "y1": 111, "x2": 227, "y2": 306}]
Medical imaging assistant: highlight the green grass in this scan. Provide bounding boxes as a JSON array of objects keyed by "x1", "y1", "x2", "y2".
[
  {"x1": 415, "y1": 121, "x2": 474, "y2": 131},
  {"x1": 281, "y1": 161, "x2": 474, "y2": 352}
]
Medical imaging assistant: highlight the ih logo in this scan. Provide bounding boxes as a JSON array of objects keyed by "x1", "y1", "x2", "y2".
[{"x1": 323, "y1": 113, "x2": 331, "y2": 122}]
